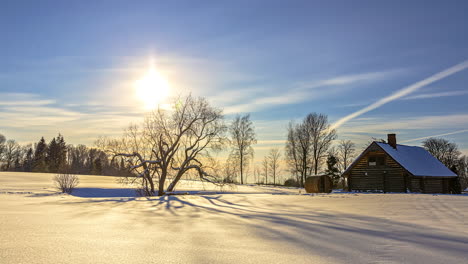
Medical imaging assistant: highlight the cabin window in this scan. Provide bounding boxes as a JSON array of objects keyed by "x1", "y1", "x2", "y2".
[{"x1": 368, "y1": 156, "x2": 385, "y2": 166}]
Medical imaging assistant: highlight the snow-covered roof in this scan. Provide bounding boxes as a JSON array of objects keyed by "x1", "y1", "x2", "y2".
[{"x1": 376, "y1": 142, "x2": 457, "y2": 177}]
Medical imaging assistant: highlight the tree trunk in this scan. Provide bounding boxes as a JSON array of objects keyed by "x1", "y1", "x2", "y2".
[
  {"x1": 166, "y1": 169, "x2": 185, "y2": 193},
  {"x1": 157, "y1": 169, "x2": 167, "y2": 196},
  {"x1": 314, "y1": 157, "x2": 319, "y2": 175},
  {"x1": 240, "y1": 152, "x2": 244, "y2": 184}
]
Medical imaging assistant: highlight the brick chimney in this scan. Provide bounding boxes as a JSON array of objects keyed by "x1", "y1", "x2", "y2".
[{"x1": 388, "y1": 133, "x2": 397, "y2": 149}]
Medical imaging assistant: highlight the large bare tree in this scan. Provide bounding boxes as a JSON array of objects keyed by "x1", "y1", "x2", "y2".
[
  {"x1": 229, "y1": 114, "x2": 256, "y2": 184},
  {"x1": 285, "y1": 113, "x2": 336, "y2": 186},
  {"x1": 98, "y1": 95, "x2": 227, "y2": 196},
  {"x1": 268, "y1": 148, "x2": 281, "y2": 185}
]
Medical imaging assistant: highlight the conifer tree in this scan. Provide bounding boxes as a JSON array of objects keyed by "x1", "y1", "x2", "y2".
[
  {"x1": 23, "y1": 147, "x2": 33, "y2": 172},
  {"x1": 325, "y1": 154, "x2": 340, "y2": 187},
  {"x1": 32, "y1": 137, "x2": 48, "y2": 172},
  {"x1": 56, "y1": 134, "x2": 67, "y2": 172},
  {"x1": 46, "y1": 137, "x2": 58, "y2": 172}
]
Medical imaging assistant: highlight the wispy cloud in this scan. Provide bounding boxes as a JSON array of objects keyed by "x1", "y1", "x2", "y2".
[
  {"x1": 333, "y1": 114, "x2": 468, "y2": 152},
  {"x1": 400, "y1": 129, "x2": 468, "y2": 143},
  {"x1": 336, "y1": 89, "x2": 468, "y2": 108},
  {"x1": 339, "y1": 114, "x2": 468, "y2": 134},
  {"x1": 401, "y1": 90, "x2": 468, "y2": 100},
  {"x1": 0, "y1": 93, "x2": 142, "y2": 145},
  {"x1": 330, "y1": 60, "x2": 468, "y2": 130},
  {"x1": 297, "y1": 69, "x2": 404, "y2": 88},
  {"x1": 222, "y1": 69, "x2": 402, "y2": 114}
]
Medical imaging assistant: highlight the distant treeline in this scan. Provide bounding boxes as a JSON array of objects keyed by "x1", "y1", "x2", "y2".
[{"x1": 0, "y1": 133, "x2": 129, "y2": 176}]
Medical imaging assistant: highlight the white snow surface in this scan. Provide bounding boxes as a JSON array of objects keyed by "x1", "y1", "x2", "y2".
[
  {"x1": 1, "y1": 172, "x2": 467, "y2": 264},
  {"x1": 377, "y1": 142, "x2": 457, "y2": 177}
]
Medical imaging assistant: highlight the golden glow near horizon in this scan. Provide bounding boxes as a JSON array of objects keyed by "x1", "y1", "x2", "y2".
[{"x1": 134, "y1": 66, "x2": 170, "y2": 109}]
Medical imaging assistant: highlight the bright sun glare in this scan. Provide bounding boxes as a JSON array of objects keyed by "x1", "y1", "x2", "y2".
[{"x1": 134, "y1": 67, "x2": 170, "y2": 109}]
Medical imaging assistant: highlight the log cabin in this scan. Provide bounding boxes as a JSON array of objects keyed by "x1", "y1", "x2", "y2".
[{"x1": 343, "y1": 134, "x2": 460, "y2": 194}]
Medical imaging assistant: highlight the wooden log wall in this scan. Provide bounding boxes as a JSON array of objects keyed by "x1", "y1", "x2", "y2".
[{"x1": 349, "y1": 143, "x2": 406, "y2": 192}]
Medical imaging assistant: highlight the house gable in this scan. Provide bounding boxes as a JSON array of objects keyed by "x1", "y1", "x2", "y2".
[{"x1": 343, "y1": 142, "x2": 408, "y2": 192}]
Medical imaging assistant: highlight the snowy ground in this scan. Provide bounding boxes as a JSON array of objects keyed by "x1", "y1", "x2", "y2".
[{"x1": 1, "y1": 172, "x2": 467, "y2": 264}]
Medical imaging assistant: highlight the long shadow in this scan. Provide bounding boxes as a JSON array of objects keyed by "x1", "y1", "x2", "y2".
[
  {"x1": 53, "y1": 192, "x2": 468, "y2": 262},
  {"x1": 71, "y1": 188, "x2": 138, "y2": 198}
]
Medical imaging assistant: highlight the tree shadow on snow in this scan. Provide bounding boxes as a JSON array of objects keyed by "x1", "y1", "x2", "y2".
[
  {"x1": 70, "y1": 188, "x2": 138, "y2": 198},
  {"x1": 55, "y1": 192, "x2": 468, "y2": 263}
]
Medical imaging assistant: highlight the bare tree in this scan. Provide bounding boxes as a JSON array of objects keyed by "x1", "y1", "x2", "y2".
[
  {"x1": 229, "y1": 114, "x2": 257, "y2": 184},
  {"x1": 307, "y1": 113, "x2": 337, "y2": 175},
  {"x1": 337, "y1": 140, "x2": 356, "y2": 172},
  {"x1": 457, "y1": 156, "x2": 468, "y2": 190},
  {"x1": 285, "y1": 121, "x2": 311, "y2": 187},
  {"x1": 423, "y1": 138, "x2": 461, "y2": 169},
  {"x1": 285, "y1": 121, "x2": 302, "y2": 186},
  {"x1": 268, "y1": 148, "x2": 281, "y2": 185},
  {"x1": 222, "y1": 154, "x2": 240, "y2": 183},
  {"x1": 262, "y1": 156, "x2": 269, "y2": 184},
  {"x1": 1, "y1": 140, "x2": 20, "y2": 171},
  {"x1": 285, "y1": 113, "x2": 336, "y2": 186},
  {"x1": 0, "y1": 134, "x2": 5, "y2": 158},
  {"x1": 98, "y1": 95, "x2": 227, "y2": 196},
  {"x1": 253, "y1": 165, "x2": 261, "y2": 184}
]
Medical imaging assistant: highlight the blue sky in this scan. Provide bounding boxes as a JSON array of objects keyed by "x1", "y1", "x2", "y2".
[{"x1": 1, "y1": 0, "x2": 468, "y2": 159}]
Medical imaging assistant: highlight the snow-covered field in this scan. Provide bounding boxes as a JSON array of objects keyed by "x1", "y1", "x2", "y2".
[{"x1": 1, "y1": 172, "x2": 467, "y2": 264}]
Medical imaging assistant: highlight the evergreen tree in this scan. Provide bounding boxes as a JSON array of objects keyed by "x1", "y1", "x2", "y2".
[
  {"x1": 325, "y1": 154, "x2": 340, "y2": 187},
  {"x1": 56, "y1": 134, "x2": 67, "y2": 172},
  {"x1": 46, "y1": 137, "x2": 58, "y2": 172},
  {"x1": 23, "y1": 147, "x2": 33, "y2": 172},
  {"x1": 46, "y1": 134, "x2": 68, "y2": 173},
  {"x1": 32, "y1": 137, "x2": 47, "y2": 172}
]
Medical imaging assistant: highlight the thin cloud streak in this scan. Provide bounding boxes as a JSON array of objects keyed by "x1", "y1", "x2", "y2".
[
  {"x1": 400, "y1": 129, "x2": 468, "y2": 143},
  {"x1": 298, "y1": 69, "x2": 404, "y2": 88},
  {"x1": 223, "y1": 69, "x2": 402, "y2": 114},
  {"x1": 401, "y1": 90, "x2": 468, "y2": 100},
  {"x1": 339, "y1": 114, "x2": 468, "y2": 134},
  {"x1": 330, "y1": 60, "x2": 468, "y2": 130}
]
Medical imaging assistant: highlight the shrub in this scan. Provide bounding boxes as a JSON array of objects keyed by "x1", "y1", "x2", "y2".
[
  {"x1": 223, "y1": 176, "x2": 236, "y2": 184},
  {"x1": 284, "y1": 178, "x2": 299, "y2": 187},
  {"x1": 53, "y1": 173, "x2": 79, "y2": 194}
]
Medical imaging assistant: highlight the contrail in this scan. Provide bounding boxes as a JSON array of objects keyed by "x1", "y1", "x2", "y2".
[
  {"x1": 400, "y1": 129, "x2": 468, "y2": 143},
  {"x1": 330, "y1": 60, "x2": 468, "y2": 130}
]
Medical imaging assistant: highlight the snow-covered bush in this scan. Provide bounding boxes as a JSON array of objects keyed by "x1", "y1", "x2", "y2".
[{"x1": 53, "y1": 173, "x2": 79, "y2": 194}]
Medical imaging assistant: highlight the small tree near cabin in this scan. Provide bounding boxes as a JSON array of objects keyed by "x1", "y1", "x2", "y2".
[{"x1": 325, "y1": 154, "x2": 340, "y2": 188}]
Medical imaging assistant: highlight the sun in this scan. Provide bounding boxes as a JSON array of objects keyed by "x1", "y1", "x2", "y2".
[{"x1": 134, "y1": 67, "x2": 170, "y2": 109}]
